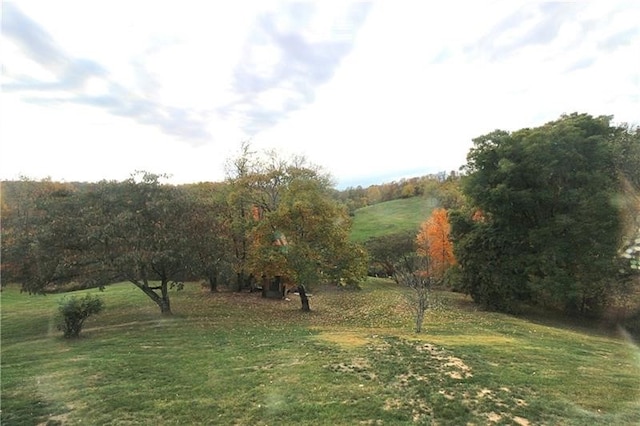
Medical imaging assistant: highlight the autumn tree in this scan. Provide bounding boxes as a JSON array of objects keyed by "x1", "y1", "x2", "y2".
[
  {"x1": 226, "y1": 145, "x2": 367, "y2": 310},
  {"x1": 415, "y1": 208, "x2": 456, "y2": 284},
  {"x1": 225, "y1": 141, "x2": 260, "y2": 292},
  {"x1": 397, "y1": 208, "x2": 456, "y2": 332}
]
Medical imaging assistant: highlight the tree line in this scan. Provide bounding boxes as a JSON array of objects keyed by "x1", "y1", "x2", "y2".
[
  {"x1": 335, "y1": 171, "x2": 463, "y2": 214},
  {"x1": 1, "y1": 145, "x2": 367, "y2": 314},
  {"x1": 3, "y1": 113, "x2": 639, "y2": 326}
]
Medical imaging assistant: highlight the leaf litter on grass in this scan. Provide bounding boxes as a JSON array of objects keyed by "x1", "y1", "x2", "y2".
[{"x1": 324, "y1": 335, "x2": 538, "y2": 425}]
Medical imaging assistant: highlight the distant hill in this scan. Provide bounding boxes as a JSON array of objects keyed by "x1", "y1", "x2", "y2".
[{"x1": 350, "y1": 196, "x2": 438, "y2": 242}]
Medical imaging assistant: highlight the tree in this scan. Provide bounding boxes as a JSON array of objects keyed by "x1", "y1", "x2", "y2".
[
  {"x1": 395, "y1": 254, "x2": 432, "y2": 333},
  {"x1": 455, "y1": 113, "x2": 626, "y2": 316},
  {"x1": 183, "y1": 182, "x2": 233, "y2": 292},
  {"x1": 365, "y1": 231, "x2": 416, "y2": 279},
  {"x1": 0, "y1": 179, "x2": 97, "y2": 293},
  {"x1": 79, "y1": 173, "x2": 197, "y2": 314},
  {"x1": 227, "y1": 146, "x2": 367, "y2": 309},
  {"x1": 225, "y1": 141, "x2": 259, "y2": 292},
  {"x1": 397, "y1": 209, "x2": 456, "y2": 333},
  {"x1": 416, "y1": 208, "x2": 456, "y2": 283}
]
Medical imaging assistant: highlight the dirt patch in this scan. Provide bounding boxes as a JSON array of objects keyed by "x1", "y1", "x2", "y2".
[
  {"x1": 327, "y1": 357, "x2": 377, "y2": 381},
  {"x1": 513, "y1": 416, "x2": 531, "y2": 425},
  {"x1": 326, "y1": 335, "x2": 533, "y2": 424},
  {"x1": 486, "y1": 411, "x2": 502, "y2": 423},
  {"x1": 414, "y1": 342, "x2": 473, "y2": 379}
]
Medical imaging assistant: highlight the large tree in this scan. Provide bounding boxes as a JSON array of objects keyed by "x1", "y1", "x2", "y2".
[
  {"x1": 84, "y1": 173, "x2": 198, "y2": 314},
  {"x1": 0, "y1": 179, "x2": 91, "y2": 293},
  {"x1": 454, "y1": 113, "x2": 626, "y2": 316},
  {"x1": 182, "y1": 182, "x2": 233, "y2": 292},
  {"x1": 227, "y1": 146, "x2": 367, "y2": 309},
  {"x1": 225, "y1": 142, "x2": 259, "y2": 292}
]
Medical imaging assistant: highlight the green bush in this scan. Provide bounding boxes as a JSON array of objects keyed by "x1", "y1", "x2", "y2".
[{"x1": 57, "y1": 294, "x2": 104, "y2": 338}]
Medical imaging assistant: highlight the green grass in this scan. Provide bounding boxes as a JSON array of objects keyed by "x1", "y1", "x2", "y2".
[
  {"x1": 2, "y1": 280, "x2": 640, "y2": 425},
  {"x1": 350, "y1": 196, "x2": 438, "y2": 242}
]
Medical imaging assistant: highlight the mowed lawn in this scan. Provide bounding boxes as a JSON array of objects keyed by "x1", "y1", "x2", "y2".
[{"x1": 2, "y1": 279, "x2": 640, "y2": 425}]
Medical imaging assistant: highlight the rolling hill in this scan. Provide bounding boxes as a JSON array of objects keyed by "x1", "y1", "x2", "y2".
[{"x1": 350, "y1": 196, "x2": 438, "y2": 242}]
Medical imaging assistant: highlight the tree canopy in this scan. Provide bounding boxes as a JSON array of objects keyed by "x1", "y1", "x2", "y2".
[
  {"x1": 452, "y1": 113, "x2": 638, "y2": 316},
  {"x1": 1, "y1": 149, "x2": 367, "y2": 314},
  {"x1": 226, "y1": 147, "x2": 368, "y2": 306}
]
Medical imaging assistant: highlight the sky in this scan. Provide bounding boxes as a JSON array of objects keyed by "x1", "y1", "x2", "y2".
[{"x1": 1, "y1": 1, "x2": 639, "y2": 189}]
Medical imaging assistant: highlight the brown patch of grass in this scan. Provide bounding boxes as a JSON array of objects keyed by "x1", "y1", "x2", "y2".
[{"x1": 314, "y1": 331, "x2": 371, "y2": 348}]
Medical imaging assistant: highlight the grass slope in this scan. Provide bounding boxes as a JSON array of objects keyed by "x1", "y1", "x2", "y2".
[
  {"x1": 350, "y1": 196, "x2": 438, "y2": 242},
  {"x1": 2, "y1": 280, "x2": 640, "y2": 425}
]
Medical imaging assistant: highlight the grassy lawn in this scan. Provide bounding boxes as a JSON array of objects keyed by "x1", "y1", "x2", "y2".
[
  {"x1": 2, "y1": 279, "x2": 640, "y2": 425},
  {"x1": 350, "y1": 196, "x2": 438, "y2": 242}
]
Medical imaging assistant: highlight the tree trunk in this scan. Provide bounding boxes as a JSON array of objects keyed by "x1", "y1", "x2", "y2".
[
  {"x1": 208, "y1": 272, "x2": 218, "y2": 292},
  {"x1": 160, "y1": 279, "x2": 172, "y2": 315},
  {"x1": 275, "y1": 275, "x2": 283, "y2": 299},
  {"x1": 261, "y1": 275, "x2": 268, "y2": 298},
  {"x1": 159, "y1": 297, "x2": 172, "y2": 315},
  {"x1": 135, "y1": 281, "x2": 172, "y2": 315},
  {"x1": 298, "y1": 284, "x2": 310, "y2": 312},
  {"x1": 236, "y1": 272, "x2": 243, "y2": 292}
]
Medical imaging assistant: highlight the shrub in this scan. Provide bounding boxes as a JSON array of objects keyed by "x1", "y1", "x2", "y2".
[{"x1": 57, "y1": 294, "x2": 105, "y2": 338}]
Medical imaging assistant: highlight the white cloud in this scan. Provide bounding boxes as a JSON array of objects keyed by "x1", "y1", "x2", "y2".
[{"x1": 2, "y1": 1, "x2": 639, "y2": 188}]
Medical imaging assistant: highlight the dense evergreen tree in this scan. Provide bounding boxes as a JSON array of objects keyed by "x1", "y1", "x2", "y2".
[{"x1": 454, "y1": 113, "x2": 630, "y2": 316}]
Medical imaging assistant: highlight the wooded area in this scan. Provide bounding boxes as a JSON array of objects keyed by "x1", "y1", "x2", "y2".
[
  {"x1": 2, "y1": 113, "x2": 639, "y2": 325},
  {"x1": 451, "y1": 113, "x2": 640, "y2": 319},
  {"x1": 0, "y1": 147, "x2": 367, "y2": 314}
]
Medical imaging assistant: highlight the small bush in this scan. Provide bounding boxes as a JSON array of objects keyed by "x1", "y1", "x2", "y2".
[{"x1": 57, "y1": 294, "x2": 105, "y2": 338}]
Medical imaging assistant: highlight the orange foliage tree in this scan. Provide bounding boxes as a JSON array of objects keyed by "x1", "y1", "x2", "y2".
[{"x1": 415, "y1": 208, "x2": 456, "y2": 283}]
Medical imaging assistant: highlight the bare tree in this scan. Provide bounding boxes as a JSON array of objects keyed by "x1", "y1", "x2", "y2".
[{"x1": 394, "y1": 254, "x2": 433, "y2": 333}]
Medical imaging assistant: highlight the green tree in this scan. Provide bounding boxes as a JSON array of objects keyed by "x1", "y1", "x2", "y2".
[
  {"x1": 225, "y1": 142, "x2": 259, "y2": 292},
  {"x1": 0, "y1": 179, "x2": 92, "y2": 293},
  {"x1": 456, "y1": 113, "x2": 624, "y2": 316},
  {"x1": 227, "y1": 146, "x2": 367, "y2": 309},
  {"x1": 82, "y1": 173, "x2": 197, "y2": 314},
  {"x1": 183, "y1": 182, "x2": 233, "y2": 292},
  {"x1": 364, "y1": 231, "x2": 416, "y2": 279}
]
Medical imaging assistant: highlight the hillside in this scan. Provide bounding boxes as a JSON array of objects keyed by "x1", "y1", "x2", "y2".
[
  {"x1": 2, "y1": 281, "x2": 639, "y2": 425},
  {"x1": 350, "y1": 196, "x2": 438, "y2": 242}
]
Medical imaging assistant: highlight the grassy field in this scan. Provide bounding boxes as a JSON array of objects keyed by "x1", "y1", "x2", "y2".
[
  {"x1": 350, "y1": 196, "x2": 438, "y2": 242},
  {"x1": 2, "y1": 280, "x2": 640, "y2": 425}
]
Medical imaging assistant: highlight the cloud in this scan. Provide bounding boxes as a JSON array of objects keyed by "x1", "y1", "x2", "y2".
[
  {"x1": 464, "y1": 1, "x2": 640, "y2": 66},
  {"x1": 221, "y1": 2, "x2": 372, "y2": 135},
  {"x1": 2, "y1": 3, "x2": 211, "y2": 144},
  {"x1": 2, "y1": 3, "x2": 107, "y2": 91},
  {"x1": 598, "y1": 26, "x2": 640, "y2": 51}
]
